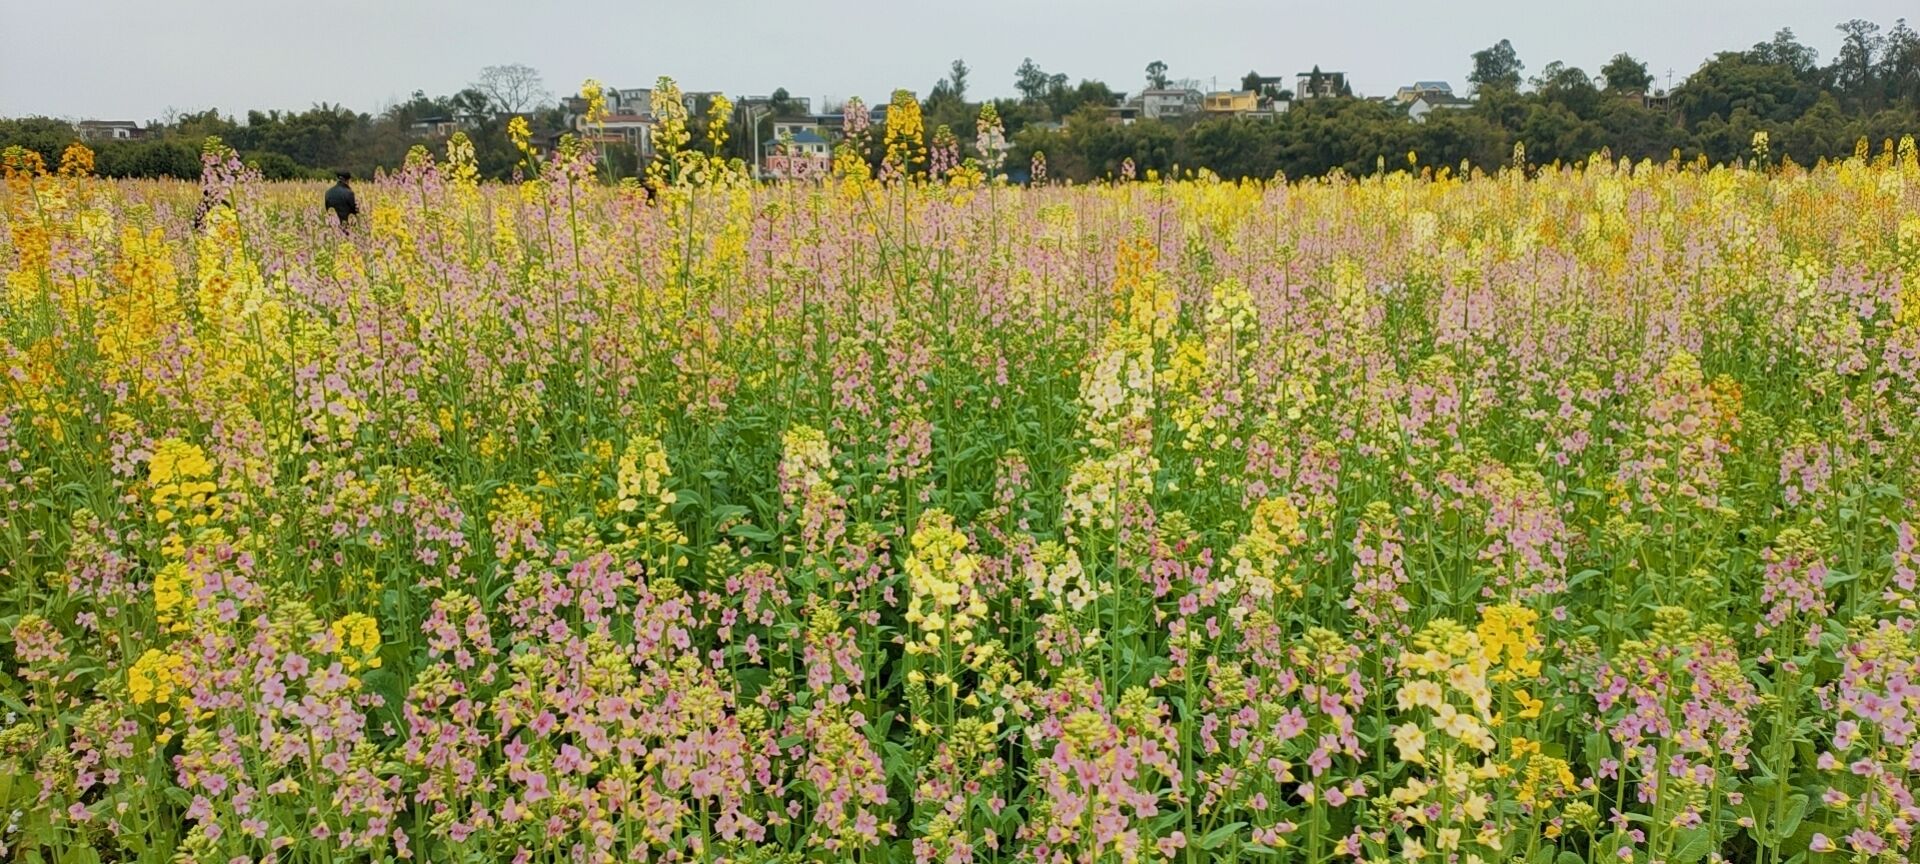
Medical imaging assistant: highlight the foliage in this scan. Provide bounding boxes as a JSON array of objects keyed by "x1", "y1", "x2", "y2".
[
  {"x1": 10, "y1": 21, "x2": 1920, "y2": 186},
  {"x1": 4, "y1": 113, "x2": 1920, "y2": 863}
]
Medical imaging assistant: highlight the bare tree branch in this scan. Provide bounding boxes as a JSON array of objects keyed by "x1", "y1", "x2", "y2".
[{"x1": 472, "y1": 64, "x2": 551, "y2": 115}]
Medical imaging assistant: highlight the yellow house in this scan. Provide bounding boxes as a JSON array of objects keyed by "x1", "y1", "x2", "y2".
[{"x1": 1203, "y1": 91, "x2": 1259, "y2": 114}]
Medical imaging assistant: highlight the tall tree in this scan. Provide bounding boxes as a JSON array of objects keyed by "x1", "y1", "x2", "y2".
[
  {"x1": 1469, "y1": 39, "x2": 1525, "y2": 93},
  {"x1": 1016, "y1": 58, "x2": 1051, "y2": 102},
  {"x1": 1532, "y1": 62, "x2": 1601, "y2": 116},
  {"x1": 450, "y1": 88, "x2": 491, "y2": 120},
  {"x1": 1749, "y1": 29, "x2": 1819, "y2": 75},
  {"x1": 1831, "y1": 19, "x2": 1886, "y2": 108},
  {"x1": 769, "y1": 88, "x2": 799, "y2": 117},
  {"x1": 472, "y1": 63, "x2": 550, "y2": 114},
  {"x1": 1146, "y1": 60, "x2": 1169, "y2": 90},
  {"x1": 1882, "y1": 19, "x2": 1920, "y2": 106},
  {"x1": 949, "y1": 59, "x2": 970, "y2": 103},
  {"x1": 1601, "y1": 53, "x2": 1653, "y2": 92}
]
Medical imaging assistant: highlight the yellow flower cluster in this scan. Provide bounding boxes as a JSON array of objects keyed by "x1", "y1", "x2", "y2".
[
  {"x1": 1476, "y1": 604, "x2": 1544, "y2": 684},
  {"x1": 1228, "y1": 495, "x2": 1306, "y2": 602},
  {"x1": 58, "y1": 141, "x2": 95, "y2": 178},
  {"x1": 882, "y1": 89, "x2": 926, "y2": 177},
  {"x1": 1386, "y1": 622, "x2": 1506, "y2": 860},
  {"x1": 1396, "y1": 619, "x2": 1496, "y2": 753},
  {"x1": 609, "y1": 434, "x2": 688, "y2": 567},
  {"x1": 1023, "y1": 539, "x2": 1095, "y2": 612},
  {"x1": 329, "y1": 612, "x2": 382, "y2": 672},
  {"x1": 445, "y1": 131, "x2": 480, "y2": 189},
  {"x1": 128, "y1": 647, "x2": 185, "y2": 708},
  {"x1": 581, "y1": 79, "x2": 608, "y2": 126},
  {"x1": 1113, "y1": 238, "x2": 1176, "y2": 343},
  {"x1": 779, "y1": 424, "x2": 837, "y2": 507},
  {"x1": 903, "y1": 509, "x2": 986, "y2": 650},
  {"x1": 508, "y1": 116, "x2": 533, "y2": 158},
  {"x1": 148, "y1": 438, "x2": 221, "y2": 528},
  {"x1": 705, "y1": 93, "x2": 732, "y2": 153},
  {"x1": 152, "y1": 560, "x2": 204, "y2": 632},
  {"x1": 99, "y1": 225, "x2": 180, "y2": 383},
  {"x1": 1377, "y1": 606, "x2": 1564, "y2": 861},
  {"x1": 646, "y1": 77, "x2": 692, "y2": 189},
  {"x1": 1507, "y1": 736, "x2": 1578, "y2": 807},
  {"x1": 616, "y1": 434, "x2": 677, "y2": 514}
]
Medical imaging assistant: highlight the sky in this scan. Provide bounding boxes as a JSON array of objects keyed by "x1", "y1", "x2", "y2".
[{"x1": 0, "y1": 0, "x2": 1910, "y2": 121}]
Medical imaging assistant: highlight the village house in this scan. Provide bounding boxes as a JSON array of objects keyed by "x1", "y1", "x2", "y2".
[
  {"x1": 76, "y1": 120, "x2": 145, "y2": 141},
  {"x1": 1295, "y1": 69, "x2": 1349, "y2": 100},
  {"x1": 771, "y1": 118, "x2": 824, "y2": 140},
  {"x1": 1202, "y1": 90, "x2": 1260, "y2": 115},
  {"x1": 1393, "y1": 81, "x2": 1456, "y2": 104},
  {"x1": 1406, "y1": 93, "x2": 1473, "y2": 122},
  {"x1": 1139, "y1": 88, "x2": 1203, "y2": 120}
]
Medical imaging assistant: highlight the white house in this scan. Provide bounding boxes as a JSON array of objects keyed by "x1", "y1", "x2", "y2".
[
  {"x1": 596, "y1": 114, "x2": 655, "y2": 155},
  {"x1": 771, "y1": 118, "x2": 823, "y2": 140},
  {"x1": 76, "y1": 120, "x2": 144, "y2": 141},
  {"x1": 1139, "y1": 88, "x2": 1203, "y2": 120},
  {"x1": 1407, "y1": 94, "x2": 1472, "y2": 123},
  {"x1": 1295, "y1": 70, "x2": 1349, "y2": 100},
  {"x1": 1393, "y1": 81, "x2": 1455, "y2": 104}
]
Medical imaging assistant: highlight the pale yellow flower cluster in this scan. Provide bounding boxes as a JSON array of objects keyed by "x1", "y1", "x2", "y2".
[
  {"x1": 1023, "y1": 539, "x2": 1094, "y2": 612},
  {"x1": 1227, "y1": 496, "x2": 1306, "y2": 602},
  {"x1": 903, "y1": 510, "x2": 986, "y2": 652}
]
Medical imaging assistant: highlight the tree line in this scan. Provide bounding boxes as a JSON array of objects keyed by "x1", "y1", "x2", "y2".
[{"x1": 4, "y1": 21, "x2": 1918, "y2": 184}]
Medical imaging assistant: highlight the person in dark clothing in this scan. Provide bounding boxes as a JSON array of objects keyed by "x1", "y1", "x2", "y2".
[
  {"x1": 324, "y1": 171, "x2": 357, "y2": 231},
  {"x1": 192, "y1": 186, "x2": 222, "y2": 232}
]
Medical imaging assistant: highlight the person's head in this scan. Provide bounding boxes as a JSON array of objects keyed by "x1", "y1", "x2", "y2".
[{"x1": 335, "y1": 170, "x2": 351, "y2": 185}]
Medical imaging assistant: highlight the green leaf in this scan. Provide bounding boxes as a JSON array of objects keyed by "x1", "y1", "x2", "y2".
[
  {"x1": 727, "y1": 524, "x2": 774, "y2": 543},
  {"x1": 1199, "y1": 822, "x2": 1247, "y2": 850},
  {"x1": 58, "y1": 845, "x2": 101, "y2": 864},
  {"x1": 1777, "y1": 792, "x2": 1809, "y2": 841},
  {"x1": 1669, "y1": 827, "x2": 1711, "y2": 864}
]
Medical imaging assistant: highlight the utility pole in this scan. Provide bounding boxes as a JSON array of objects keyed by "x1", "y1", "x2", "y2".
[{"x1": 737, "y1": 102, "x2": 770, "y2": 180}]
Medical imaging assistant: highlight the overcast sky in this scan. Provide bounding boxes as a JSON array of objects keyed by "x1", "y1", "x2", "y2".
[{"x1": 1, "y1": 1, "x2": 1908, "y2": 121}]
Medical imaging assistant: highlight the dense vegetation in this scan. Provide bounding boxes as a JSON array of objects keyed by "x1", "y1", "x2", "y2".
[
  {"x1": 2, "y1": 85, "x2": 1920, "y2": 862},
  {"x1": 4, "y1": 20, "x2": 1919, "y2": 182}
]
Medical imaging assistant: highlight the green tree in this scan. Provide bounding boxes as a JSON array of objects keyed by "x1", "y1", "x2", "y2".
[
  {"x1": 1593, "y1": 98, "x2": 1685, "y2": 161},
  {"x1": 1882, "y1": 19, "x2": 1920, "y2": 106},
  {"x1": 1470, "y1": 39, "x2": 1524, "y2": 93},
  {"x1": 1532, "y1": 62, "x2": 1601, "y2": 117},
  {"x1": 1016, "y1": 58, "x2": 1051, "y2": 102},
  {"x1": 1749, "y1": 29, "x2": 1820, "y2": 76},
  {"x1": 1046, "y1": 80, "x2": 1120, "y2": 118},
  {"x1": 1831, "y1": 19, "x2": 1886, "y2": 110},
  {"x1": 1674, "y1": 51, "x2": 1818, "y2": 127},
  {"x1": 948, "y1": 59, "x2": 970, "y2": 103},
  {"x1": 1601, "y1": 53, "x2": 1653, "y2": 92},
  {"x1": 0, "y1": 117, "x2": 76, "y2": 166},
  {"x1": 1146, "y1": 60, "x2": 1169, "y2": 90}
]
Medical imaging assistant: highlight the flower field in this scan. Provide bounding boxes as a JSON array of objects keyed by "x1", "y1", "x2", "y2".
[{"x1": 4, "y1": 127, "x2": 1920, "y2": 864}]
